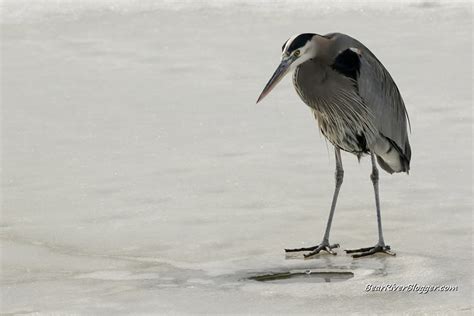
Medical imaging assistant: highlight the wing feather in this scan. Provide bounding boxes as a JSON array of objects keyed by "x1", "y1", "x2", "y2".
[{"x1": 355, "y1": 47, "x2": 411, "y2": 162}]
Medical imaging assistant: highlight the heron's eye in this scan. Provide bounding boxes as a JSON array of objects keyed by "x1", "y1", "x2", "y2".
[{"x1": 293, "y1": 50, "x2": 300, "y2": 57}]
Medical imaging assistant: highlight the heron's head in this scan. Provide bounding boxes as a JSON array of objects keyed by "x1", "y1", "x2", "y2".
[{"x1": 257, "y1": 33, "x2": 317, "y2": 103}]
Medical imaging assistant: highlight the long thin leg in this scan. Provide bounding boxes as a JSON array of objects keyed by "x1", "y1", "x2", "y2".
[
  {"x1": 285, "y1": 147, "x2": 343, "y2": 257},
  {"x1": 322, "y1": 147, "x2": 344, "y2": 244},
  {"x1": 370, "y1": 153, "x2": 384, "y2": 246},
  {"x1": 345, "y1": 153, "x2": 395, "y2": 258}
]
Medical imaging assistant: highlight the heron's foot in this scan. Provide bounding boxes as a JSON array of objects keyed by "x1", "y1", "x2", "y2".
[
  {"x1": 345, "y1": 243, "x2": 396, "y2": 258},
  {"x1": 285, "y1": 242, "x2": 340, "y2": 258}
]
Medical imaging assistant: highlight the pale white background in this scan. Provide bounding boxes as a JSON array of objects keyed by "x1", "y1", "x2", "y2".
[{"x1": 1, "y1": 0, "x2": 472, "y2": 314}]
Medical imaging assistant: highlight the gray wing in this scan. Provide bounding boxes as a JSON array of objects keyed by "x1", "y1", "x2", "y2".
[
  {"x1": 326, "y1": 33, "x2": 411, "y2": 161},
  {"x1": 357, "y1": 49, "x2": 411, "y2": 162}
]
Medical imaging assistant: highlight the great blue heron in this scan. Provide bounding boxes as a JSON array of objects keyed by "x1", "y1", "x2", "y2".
[{"x1": 257, "y1": 33, "x2": 411, "y2": 258}]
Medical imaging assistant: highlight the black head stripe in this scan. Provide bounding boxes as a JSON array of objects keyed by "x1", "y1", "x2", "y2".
[
  {"x1": 281, "y1": 38, "x2": 290, "y2": 52},
  {"x1": 287, "y1": 33, "x2": 315, "y2": 53}
]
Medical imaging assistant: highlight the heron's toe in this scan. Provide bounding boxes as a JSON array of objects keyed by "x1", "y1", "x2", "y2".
[
  {"x1": 344, "y1": 244, "x2": 395, "y2": 258},
  {"x1": 285, "y1": 241, "x2": 340, "y2": 258}
]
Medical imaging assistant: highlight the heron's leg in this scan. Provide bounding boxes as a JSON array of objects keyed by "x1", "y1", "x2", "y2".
[
  {"x1": 322, "y1": 147, "x2": 344, "y2": 245},
  {"x1": 344, "y1": 153, "x2": 395, "y2": 258},
  {"x1": 285, "y1": 147, "x2": 343, "y2": 258}
]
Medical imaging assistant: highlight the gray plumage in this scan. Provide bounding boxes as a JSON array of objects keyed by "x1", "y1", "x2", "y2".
[
  {"x1": 257, "y1": 32, "x2": 411, "y2": 258},
  {"x1": 293, "y1": 33, "x2": 411, "y2": 173}
]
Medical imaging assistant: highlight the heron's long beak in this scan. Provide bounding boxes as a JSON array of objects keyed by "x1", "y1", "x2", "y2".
[{"x1": 256, "y1": 57, "x2": 294, "y2": 103}]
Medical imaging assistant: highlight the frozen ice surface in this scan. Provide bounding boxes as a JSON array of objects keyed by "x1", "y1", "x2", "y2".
[{"x1": 1, "y1": 0, "x2": 472, "y2": 314}]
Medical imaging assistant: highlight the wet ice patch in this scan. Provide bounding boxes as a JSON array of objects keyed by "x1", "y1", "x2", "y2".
[{"x1": 248, "y1": 269, "x2": 354, "y2": 283}]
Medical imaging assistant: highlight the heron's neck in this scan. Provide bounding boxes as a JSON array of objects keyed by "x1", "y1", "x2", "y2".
[{"x1": 313, "y1": 35, "x2": 336, "y2": 63}]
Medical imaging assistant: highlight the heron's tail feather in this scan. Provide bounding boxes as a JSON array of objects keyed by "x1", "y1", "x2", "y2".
[{"x1": 372, "y1": 136, "x2": 410, "y2": 174}]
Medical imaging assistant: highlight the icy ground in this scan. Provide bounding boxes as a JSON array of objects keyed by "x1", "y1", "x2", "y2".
[{"x1": 1, "y1": 0, "x2": 472, "y2": 314}]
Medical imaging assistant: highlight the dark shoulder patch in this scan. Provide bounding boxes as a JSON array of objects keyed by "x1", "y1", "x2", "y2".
[
  {"x1": 331, "y1": 48, "x2": 361, "y2": 81},
  {"x1": 287, "y1": 33, "x2": 315, "y2": 53}
]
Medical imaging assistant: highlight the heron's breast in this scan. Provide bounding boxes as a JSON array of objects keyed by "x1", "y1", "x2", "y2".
[
  {"x1": 313, "y1": 109, "x2": 372, "y2": 154},
  {"x1": 292, "y1": 63, "x2": 328, "y2": 109},
  {"x1": 293, "y1": 61, "x2": 378, "y2": 154}
]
